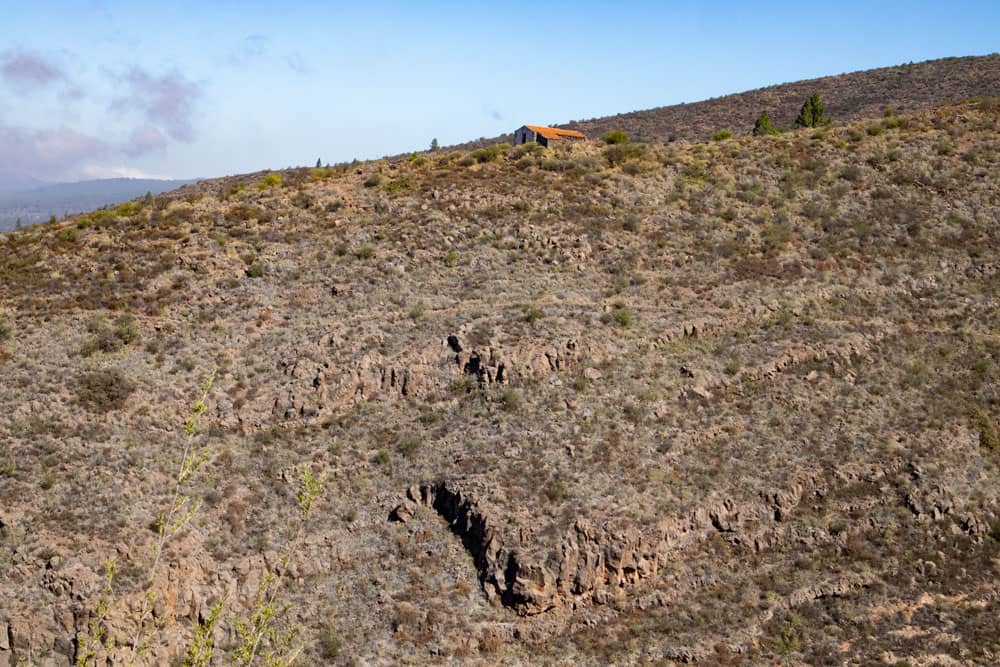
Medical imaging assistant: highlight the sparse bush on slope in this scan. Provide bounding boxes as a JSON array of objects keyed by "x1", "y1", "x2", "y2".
[
  {"x1": 796, "y1": 92, "x2": 831, "y2": 128},
  {"x1": 753, "y1": 110, "x2": 779, "y2": 136},
  {"x1": 602, "y1": 130, "x2": 629, "y2": 144}
]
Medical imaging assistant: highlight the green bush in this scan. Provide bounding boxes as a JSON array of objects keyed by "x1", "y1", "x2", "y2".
[
  {"x1": 602, "y1": 130, "x2": 629, "y2": 145},
  {"x1": 363, "y1": 174, "x2": 382, "y2": 188},
  {"x1": 257, "y1": 172, "x2": 283, "y2": 189},
  {"x1": 501, "y1": 387, "x2": 522, "y2": 412},
  {"x1": 384, "y1": 177, "x2": 413, "y2": 195},
  {"x1": 712, "y1": 129, "x2": 733, "y2": 141},
  {"x1": 603, "y1": 143, "x2": 642, "y2": 167},
  {"x1": 753, "y1": 110, "x2": 779, "y2": 136},
  {"x1": 762, "y1": 222, "x2": 792, "y2": 251},
  {"x1": 612, "y1": 307, "x2": 633, "y2": 327},
  {"x1": 795, "y1": 92, "x2": 831, "y2": 128},
  {"x1": 512, "y1": 142, "x2": 543, "y2": 159},
  {"x1": 470, "y1": 144, "x2": 509, "y2": 163},
  {"x1": 601, "y1": 303, "x2": 633, "y2": 328},
  {"x1": 544, "y1": 480, "x2": 566, "y2": 503},
  {"x1": 0, "y1": 312, "x2": 12, "y2": 341},
  {"x1": 80, "y1": 315, "x2": 140, "y2": 357},
  {"x1": 974, "y1": 409, "x2": 999, "y2": 452},
  {"x1": 398, "y1": 435, "x2": 421, "y2": 458},
  {"x1": 245, "y1": 262, "x2": 265, "y2": 278},
  {"x1": 524, "y1": 306, "x2": 544, "y2": 323},
  {"x1": 76, "y1": 368, "x2": 136, "y2": 411},
  {"x1": 355, "y1": 246, "x2": 375, "y2": 260}
]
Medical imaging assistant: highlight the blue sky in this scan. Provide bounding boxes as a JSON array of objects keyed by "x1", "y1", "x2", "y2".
[{"x1": 0, "y1": 1, "x2": 997, "y2": 182}]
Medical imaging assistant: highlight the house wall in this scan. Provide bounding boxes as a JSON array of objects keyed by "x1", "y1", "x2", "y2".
[{"x1": 513, "y1": 126, "x2": 536, "y2": 146}]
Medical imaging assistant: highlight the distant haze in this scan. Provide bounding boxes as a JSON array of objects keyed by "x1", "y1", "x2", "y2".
[{"x1": 0, "y1": 178, "x2": 196, "y2": 231}]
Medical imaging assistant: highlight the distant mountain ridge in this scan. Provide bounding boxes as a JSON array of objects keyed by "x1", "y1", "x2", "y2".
[
  {"x1": 0, "y1": 174, "x2": 55, "y2": 194},
  {"x1": 0, "y1": 178, "x2": 197, "y2": 231}
]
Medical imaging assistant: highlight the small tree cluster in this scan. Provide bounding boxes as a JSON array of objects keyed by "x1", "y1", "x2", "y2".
[
  {"x1": 795, "y1": 92, "x2": 831, "y2": 128},
  {"x1": 753, "y1": 110, "x2": 779, "y2": 136}
]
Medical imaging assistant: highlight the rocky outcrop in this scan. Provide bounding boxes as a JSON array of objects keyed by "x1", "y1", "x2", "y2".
[
  {"x1": 393, "y1": 472, "x2": 829, "y2": 615},
  {"x1": 393, "y1": 456, "x2": 927, "y2": 617},
  {"x1": 271, "y1": 333, "x2": 581, "y2": 421}
]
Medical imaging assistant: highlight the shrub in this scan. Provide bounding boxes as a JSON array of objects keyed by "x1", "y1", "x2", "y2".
[
  {"x1": 80, "y1": 315, "x2": 141, "y2": 356},
  {"x1": 524, "y1": 306, "x2": 544, "y2": 323},
  {"x1": 444, "y1": 250, "x2": 458, "y2": 266},
  {"x1": 544, "y1": 480, "x2": 566, "y2": 503},
  {"x1": 76, "y1": 368, "x2": 136, "y2": 411},
  {"x1": 0, "y1": 313, "x2": 11, "y2": 341},
  {"x1": 614, "y1": 306, "x2": 633, "y2": 327},
  {"x1": 363, "y1": 174, "x2": 382, "y2": 188},
  {"x1": 355, "y1": 246, "x2": 375, "y2": 260},
  {"x1": 318, "y1": 624, "x2": 342, "y2": 660},
  {"x1": 471, "y1": 144, "x2": 509, "y2": 163},
  {"x1": 540, "y1": 158, "x2": 573, "y2": 172},
  {"x1": 418, "y1": 410, "x2": 440, "y2": 426},
  {"x1": 501, "y1": 387, "x2": 522, "y2": 411},
  {"x1": 762, "y1": 222, "x2": 792, "y2": 252},
  {"x1": 245, "y1": 262, "x2": 265, "y2": 278},
  {"x1": 712, "y1": 129, "x2": 733, "y2": 141},
  {"x1": 795, "y1": 93, "x2": 831, "y2": 128},
  {"x1": 974, "y1": 409, "x2": 999, "y2": 453},
  {"x1": 373, "y1": 449, "x2": 390, "y2": 465},
  {"x1": 604, "y1": 143, "x2": 642, "y2": 167},
  {"x1": 385, "y1": 177, "x2": 413, "y2": 195},
  {"x1": 602, "y1": 130, "x2": 629, "y2": 145},
  {"x1": 398, "y1": 435, "x2": 421, "y2": 458},
  {"x1": 622, "y1": 215, "x2": 641, "y2": 232},
  {"x1": 257, "y1": 172, "x2": 283, "y2": 189},
  {"x1": 602, "y1": 303, "x2": 633, "y2": 328},
  {"x1": 512, "y1": 142, "x2": 543, "y2": 159},
  {"x1": 753, "y1": 110, "x2": 779, "y2": 136}
]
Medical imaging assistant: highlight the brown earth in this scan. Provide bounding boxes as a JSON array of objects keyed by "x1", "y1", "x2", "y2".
[{"x1": 1, "y1": 92, "x2": 999, "y2": 664}]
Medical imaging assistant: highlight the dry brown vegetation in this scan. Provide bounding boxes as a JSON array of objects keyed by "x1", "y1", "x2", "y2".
[{"x1": 1, "y1": 92, "x2": 999, "y2": 665}]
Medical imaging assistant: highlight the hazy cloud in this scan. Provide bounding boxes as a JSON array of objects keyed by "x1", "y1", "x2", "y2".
[
  {"x1": 285, "y1": 52, "x2": 309, "y2": 75},
  {"x1": 228, "y1": 34, "x2": 269, "y2": 66},
  {"x1": 123, "y1": 125, "x2": 168, "y2": 156},
  {"x1": 111, "y1": 67, "x2": 201, "y2": 142},
  {"x1": 0, "y1": 123, "x2": 110, "y2": 179},
  {"x1": 0, "y1": 50, "x2": 65, "y2": 89}
]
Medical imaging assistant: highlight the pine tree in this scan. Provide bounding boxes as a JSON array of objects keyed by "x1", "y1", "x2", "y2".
[
  {"x1": 795, "y1": 93, "x2": 831, "y2": 128},
  {"x1": 15, "y1": 217, "x2": 22, "y2": 230},
  {"x1": 753, "y1": 110, "x2": 778, "y2": 136},
  {"x1": 430, "y1": 138, "x2": 439, "y2": 151},
  {"x1": 316, "y1": 158, "x2": 322, "y2": 168}
]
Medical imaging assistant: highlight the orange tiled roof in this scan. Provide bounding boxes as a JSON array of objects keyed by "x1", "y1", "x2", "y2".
[{"x1": 525, "y1": 125, "x2": 586, "y2": 140}]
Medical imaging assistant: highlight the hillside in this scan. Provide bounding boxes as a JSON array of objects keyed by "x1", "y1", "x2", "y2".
[
  {"x1": 449, "y1": 54, "x2": 1000, "y2": 152},
  {"x1": 1, "y1": 97, "x2": 999, "y2": 665},
  {"x1": 0, "y1": 178, "x2": 197, "y2": 231}
]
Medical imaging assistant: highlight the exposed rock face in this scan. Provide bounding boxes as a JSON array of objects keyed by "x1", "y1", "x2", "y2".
[
  {"x1": 393, "y1": 452, "x2": 993, "y2": 619},
  {"x1": 270, "y1": 333, "x2": 582, "y2": 422}
]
